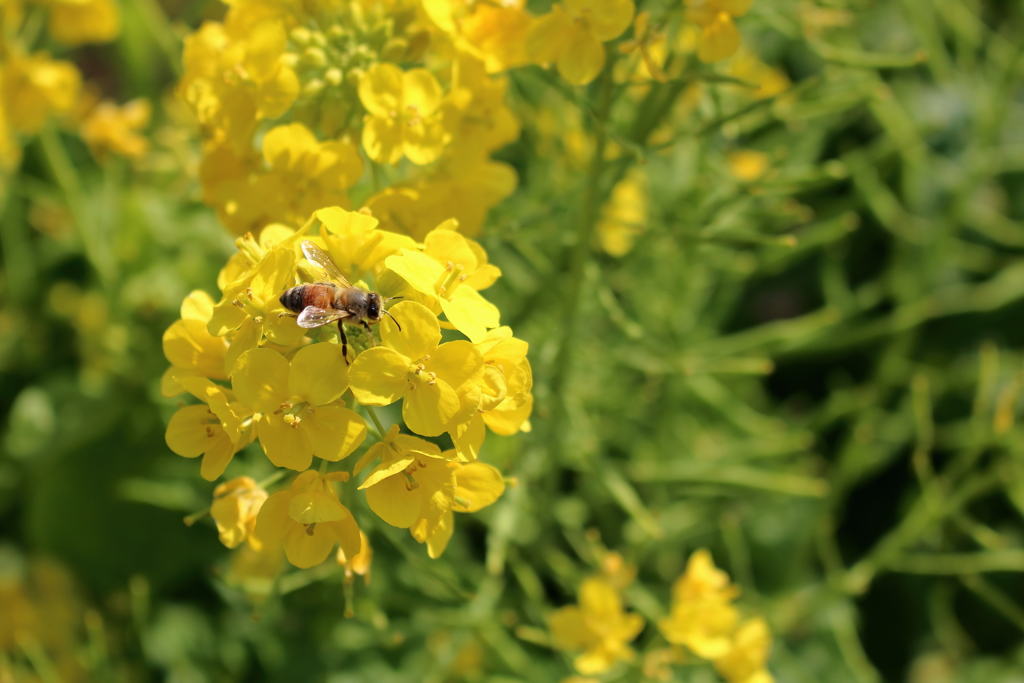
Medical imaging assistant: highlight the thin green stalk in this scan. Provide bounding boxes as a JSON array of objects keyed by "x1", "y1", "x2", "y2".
[
  {"x1": 131, "y1": 0, "x2": 182, "y2": 76},
  {"x1": 364, "y1": 404, "x2": 387, "y2": 440}
]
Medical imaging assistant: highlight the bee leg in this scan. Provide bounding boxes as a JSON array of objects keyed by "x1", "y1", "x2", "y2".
[
  {"x1": 338, "y1": 320, "x2": 350, "y2": 364},
  {"x1": 361, "y1": 320, "x2": 376, "y2": 347},
  {"x1": 278, "y1": 312, "x2": 298, "y2": 319}
]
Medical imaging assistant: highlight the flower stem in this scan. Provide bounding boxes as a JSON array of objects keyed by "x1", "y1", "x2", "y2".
[{"x1": 364, "y1": 405, "x2": 388, "y2": 440}]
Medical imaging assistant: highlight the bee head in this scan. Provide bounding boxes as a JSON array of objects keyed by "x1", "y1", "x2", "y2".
[{"x1": 366, "y1": 292, "x2": 383, "y2": 322}]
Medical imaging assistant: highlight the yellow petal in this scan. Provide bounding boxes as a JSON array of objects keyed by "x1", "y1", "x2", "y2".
[
  {"x1": 224, "y1": 317, "x2": 262, "y2": 376},
  {"x1": 349, "y1": 347, "x2": 409, "y2": 406},
  {"x1": 365, "y1": 472, "x2": 421, "y2": 528},
  {"x1": 557, "y1": 27, "x2": 606, "y2": 86},
  {"x1": 403, "y1": 117, "x2": 449, "y2": 165},
  {"x1": 166, "y1": 405, "x2": 215, "y2": 458},
  {"x1": 453, "y1": 461, "x2": 505, "y2": 512},
  {"x1": 413, "y1": 457, "x2": 457, "y2": 519},
  {"x1": 403, "y1": 69, "x2": 443, "y2": 117},
  {"x1": 302, "y1": 406, "x2": 366, "y2": 462},
  {"x1": 180, "y1": 290, "x2": 215, "y2": 321},
  {"x1": 257, "y1": 412, "x2": 313, "y2": 471},
  {"x1": 426, "y1": 509, "x2": 454, "y2": 558},
  {"x1": 317, "y1": 206, "x2": 380, "y2": 235},
  {"x1": 451, "y1": 413, "x2": 485, "y2": 462},
  {"x1": 429, "y1": 340, "x2": 485, "y2": 394},
  {"x1": 525, "y1": 7, "x2": 571, "y2": 66},
  {"x1": 283, "y1": 522, "x2": 336, "y2": 568},
  {"x1": 288, "y1": 490, "x2": 347, "y2": 524},
  {"x1": 698, "y1": 13, "x2": 740, "y2": 63},
  {"x1": 359, "y1": 455, "x2": 416, "y2": 489},
  {"x1": 326, "y1": 514, "x2": 362, "y2": 561},
  {"x1": 424, "y1": 230, "x2": 478, "y2": 273},
  {"x1": 440, "y1": 289, "x2": 500, "y2": 343},
  {"x1": 549, "y1": 606, "x2": 589, "y2": 650},
  {"x1": 577, "y1": 0, "x2": 635, "y2": 41},
  {"x1": 384, "y1": 249, "x2": 445, "y2": 298},
  {"x1": 362, "y1": 114, "x2": 404, "y2": 165},
  {"x1": 232, "y1": 347, "x2": 290, "y2": 413},
  {"x1": 200, "y1": 432, "x2": 237, "y2": 481},
  {"x1": 262, "y1": 122, "x2": 318, "y2": 172},
  {"x1": 403, "y1": 380, "x2": 460, "y2": 436},
  {"x1": 253, "y1": 490, "x2": 293, "y2": 546},
  {"x1": 163, "y1": 319, "x2": 228, "y2": 379},
  {"x1": 358, "y1": 62, "x2": 404, "y2": 118},
  {"x1": 381, "y1": 300, "x2": 440, "y2": 361},
  {"x1": 289, "y1": 343, "x2": 349, "y2": 405}
]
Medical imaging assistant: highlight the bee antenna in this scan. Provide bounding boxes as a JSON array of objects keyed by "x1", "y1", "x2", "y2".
[
  {"x1": 385, "y1": 296, "x2": 403, "y2": 303},
  {"x1": 385, "y1": 309, "x2": 402, "y2": 331}
]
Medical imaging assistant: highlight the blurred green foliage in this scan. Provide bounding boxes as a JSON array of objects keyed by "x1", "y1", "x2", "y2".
[{"x1": 3, "y1": 0, "x2": 1024, "y2": 681}]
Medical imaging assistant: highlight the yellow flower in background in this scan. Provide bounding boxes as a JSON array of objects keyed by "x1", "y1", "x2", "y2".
[
  {"x1": 658, "y1": 549, "x2": 740, "y2": 658},
  {"x1": 210, "y1": 476, "x2": 268, "y2": 550},
  {"x1": 47, "y1": 0, "x2": 120, "y2": 46},
  {"x1": 444, "y1": 55, "x2": 521, "y2": 157},
  {"x1": 423, "y1": 0, "x2": 533, "y2": 73},
  {"x1": 549, "y1": 577, "x2": 645, "y2": 675},
  {"x1": 685, "y1": 0, "x2": 752, "y2": 63},
  {"x1": 728, "y1": 48, "x2": 790, "y2": 99},
  {"x1": 526, "y1": 0, "x2": 635, "y2": 85},
  {"x1": 254, "y1": 470, "x2": 361, "y2": 569},
  {"x1": 232, "y1": 345, "x2": 367, "y2": 471},
  {"x1": 410, "y1": 458, "x2": 506, "y2": 557},
  {"x1": 727, "y1": 149, "x2": 769, "y2": 182},
  {"x1": 80, "y1": 98, "x2": 151, "y2": 161},
  {"x1": 348, "y1": 301, "x2": 485, "y2": 436},
  {"x1": 384, "y1": 225, "x2": 501, "y2": 343},
  {"x1": 164, "y1": 377, "x2": 254, "y2": 481},
  {"x1": 617, "y1": 12, "x2": 668, "y2": 83},
  {"x1": 597, "y1": 168, "x2": 647, "y2": 257},
  {"x1": 358, "y1": 432, "x2": 455, "y2": 529},
  {"x1": 359, "y1": 63, "x2": 449, "y2": 166},
  {"x1": 714, "y1": 618, "x2": 774, "y2": 683},
  {"x1": 2, "y1": 50, "x2": 81, "y2": 134},
  {"x1": 260, "y1": 122, "x2": 363, "y2": 221}
]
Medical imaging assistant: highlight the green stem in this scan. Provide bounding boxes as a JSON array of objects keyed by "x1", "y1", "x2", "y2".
[
  {"x1": 131, "y1": 0, "x2": 182, "y2": 76},
  {"x1": 364, "y1": 405, "x2": 387, "y2": 440}
]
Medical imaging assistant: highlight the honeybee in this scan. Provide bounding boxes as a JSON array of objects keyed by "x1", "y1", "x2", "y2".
[{"x1": 280, "y1": 240, "x2": 401, "y2": 362}]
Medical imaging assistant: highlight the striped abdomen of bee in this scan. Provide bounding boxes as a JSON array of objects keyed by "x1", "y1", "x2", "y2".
[{"x1": 279, "y1": 283, "x2": 341, "y2": 315}]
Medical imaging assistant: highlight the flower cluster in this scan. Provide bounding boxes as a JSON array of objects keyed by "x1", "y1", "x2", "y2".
[
  {"x1": 179, "y1": 0, "x2": 525, "y2": 238},
  {"x1": 164, "y1": 206, "x2": 531, "y2": 569},
  {"x1": 548, "y1": 549, "x2": 773, "y2": 681}
]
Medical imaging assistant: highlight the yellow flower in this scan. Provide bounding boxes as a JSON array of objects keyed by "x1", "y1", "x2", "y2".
[
  {"x1": 47, "y1": 0, "x2": 120, "y2": 46},
  {"x1": 526, "y1": 0, "x2": 635, "y2": 85},
  {"x1": 727, "y1": 149, "x2": 769, "y2": 182},
  {"x1": 162, "y1": 291, "x2": 229, "y2": 392},
  {"x1": 684, "y1": 0, "x2": 752, "y2": 63},
  {"x1": 231, "y1": 345, "x2": 367, "y2": 471},
  {"x1": 356, "y1": 425, "x2": 455, "y2": 529},
  {"x1": 348, "y1": 301, "x2": 485, "y2": 436},
  {"x1": 728, "y1": 48, "x2": 790, "y2": 100},
  {"x1": 423, "y1": 0, "x2": 533, "y2": 73},
  {"x1": 210, "y1": 476, "x2": 268, "y2": 550},
  {"x1": 444, "y1": 55, "x2": 521, "y2": 157},
  {"x1": 410, "y1": 458, "x2": 506, "y2": 558},
  {"x1": 315, "y1": 206, "x2": 416, "y2": 283},
  {"x1": 206, "y1": 243, "x2": 306, "y2": 372},
  {"x1": 80, "y1": 98, "x2": 151, "y2": 160},
  {"x1": 359, "y1": 63, "x2": 449, "y2": 166},
  {"x1": 384, "y1": 225, "x2": 501, "y2": 343},
  {"x1": 2, "y1": 50, "x2": 82, "y2": 134},
  {"x1": 657, "y1": 549, "x2": 740, "y2": 659},
  {"x1": 597, "y1": 169, "x2": 647, "y2": 257},
  {"x1": 549, "y1": 577, "x2": 645, "y2": 675},
  {"x1": 713, "y1": 618, "x2": 774, "y2": 683},
  {"x1": 260, "y1": 123, "x2": 363, "y2": 221},
  {"x1": 617, "y1": 12, "x2": 668, "y2": 83},
  {"x1": 165, "y1": 377, "x2": 255, "y2": 481},
  {"x1": 254, "y1": 470, "x2": 361, "y2": 569}
]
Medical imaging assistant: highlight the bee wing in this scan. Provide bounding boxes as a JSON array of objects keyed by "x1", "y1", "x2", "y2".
[
  {"x1": 296, "y1": 306, "x2": 350, "y2": 329},
  {"x1": 301, "y1": 240, "x2": 351, "y2": 287}
]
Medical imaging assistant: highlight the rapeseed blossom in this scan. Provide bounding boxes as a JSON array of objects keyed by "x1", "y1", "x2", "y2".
[
  {"x1": 163, "y1": 207, "x2": 531, "y2": 572},
  {"x1": 684, "y1": 0, "x2": 753, "y2": 63},
  {"x1": 549, "y1": 576, "x2": 645, "y2": 674},
  {"x1": 527, "y1": 0, "x2": 636, "y2": 85}
]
